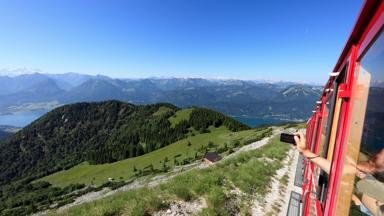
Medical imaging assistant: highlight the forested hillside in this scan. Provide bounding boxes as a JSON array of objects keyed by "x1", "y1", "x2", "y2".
[
  {"x1": 0, "y1": 101, "x2": 249, "y2": 187},
  {"x1": 0, "y1": 131, "x2": 11, "y2": 140}
]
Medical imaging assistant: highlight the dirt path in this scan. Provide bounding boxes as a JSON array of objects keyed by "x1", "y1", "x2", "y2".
[
  {"x1": 251, "y1": 148, "x2": 296, "y2": 215},
  {"x1": 35, "y1": 127, "x2": 283, "y2": 215},
  {"x1": 279, "y1": 150, "x2": 301, "y2": 216},
  {"x1": 251, "y1": 128, "x2": 302, "y2": 216}
]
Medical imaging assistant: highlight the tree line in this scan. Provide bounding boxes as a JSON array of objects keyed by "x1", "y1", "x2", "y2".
[{"x1": 0, "y1": 100, "x2": 249, "y2": 187}]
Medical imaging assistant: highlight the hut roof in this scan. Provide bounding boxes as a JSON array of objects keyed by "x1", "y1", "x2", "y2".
[{"x1": 204, "y1": 152, "x2": 222, "y2": 162}]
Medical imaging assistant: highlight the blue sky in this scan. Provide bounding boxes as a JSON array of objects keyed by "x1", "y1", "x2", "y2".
[{"x1": 0, "y1": 0, "x2": 362, "y2": 83}]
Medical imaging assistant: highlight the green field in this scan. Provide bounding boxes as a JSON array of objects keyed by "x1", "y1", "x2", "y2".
[
  {"x1": 168, "y1": 108, "x2": 194, "y2": 127},
  {"x1": 38, "y1": 126, "x2": 269, "y2": 187},
  {"x1": 51, "y1": 134, "x2": 291, "y2": 216},
  {"x1": 152, "y1": 106, "x2": 173, "y2": 116}
]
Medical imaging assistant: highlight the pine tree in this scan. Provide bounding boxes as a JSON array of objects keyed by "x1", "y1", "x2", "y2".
[{"x1": 162, "y1": 160, "x2": 168, "y2": 172}]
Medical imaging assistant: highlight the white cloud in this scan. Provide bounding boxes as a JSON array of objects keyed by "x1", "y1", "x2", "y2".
[{"x1": 0, "y1": 67, "x2": 45, "y2": 76}]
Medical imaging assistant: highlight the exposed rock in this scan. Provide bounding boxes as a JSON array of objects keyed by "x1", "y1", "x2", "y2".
[
  {"x1": 153, "y1": 198, "x2": 207, "y2": 216},
  {"x1": 251, "y1": 148, "x2": 297, "y2": 216}
]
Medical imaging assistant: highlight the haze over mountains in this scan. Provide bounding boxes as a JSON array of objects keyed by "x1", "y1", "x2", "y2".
[
  {"x1": 0, "y1": 73, "x2": 320, "y2": 215},
  {"x1": 0, "y1": 126, "x2": 20, "y2": 140},
  {"x1": 0, "y1": 72, "x2": 322, "y2": 120}
]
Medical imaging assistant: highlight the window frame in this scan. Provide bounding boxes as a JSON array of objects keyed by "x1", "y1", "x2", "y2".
[
  {"x1": 317, "y1": 65, "x2": 348, "y2": 208},
  {"x1": 328, "y1": 4, "x2": 384, "y2": 215}
]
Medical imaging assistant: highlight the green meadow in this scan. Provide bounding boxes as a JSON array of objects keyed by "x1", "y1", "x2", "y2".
[
  {"x1": 51, "y1": 134, "x2": 291, "y2": 216},
  {"x1": 168, "y1": 108, "x2": 194, "y2": 127},
  {"x1": 38, "y1": 126, "x2": 270, "y2": 187}
]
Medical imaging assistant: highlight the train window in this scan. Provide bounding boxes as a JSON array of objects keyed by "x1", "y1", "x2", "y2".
[
  {"x1": 318, "y1": 66, "x2": 348, "y2": 207},
  {"x1": 316, "y1": 95, "x2": 331, "y2": 205},
  {"x1": 327, "y1": 91, "x2": 343, "y2": 160},
  {"x1": 327, "y1": 66, "x2": 347, "y2": 161},
  {"x1": 311, "y1": 116, "x2": 321, "y2": 152},
  {"x1": 319, "y1": 96, "x2": 330, "y2": 157},
  {"x1": 350, "y1": 29, "x2": 384, "y2": 216}
]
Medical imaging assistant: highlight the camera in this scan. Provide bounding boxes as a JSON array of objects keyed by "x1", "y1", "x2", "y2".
[{"x1": 280, "y1": 133, "x2": 296, "y2": 145}]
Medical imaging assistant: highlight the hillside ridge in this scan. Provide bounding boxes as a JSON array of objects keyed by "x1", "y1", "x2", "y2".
[
  {"x1": 53, "y1": 127, "x2": 281, "y2": 214},
  {"x1": 0, "y1": 100, "x2": 248, "y2": 187},
  {"x1": 41, "y1": 125, "x2": 302, "y2": 216}
]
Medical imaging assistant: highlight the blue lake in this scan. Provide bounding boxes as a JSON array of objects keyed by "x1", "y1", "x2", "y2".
[
  {"x1": 0, "y1": 110, "x2": 49, "y2": 127},
  {"x1": 233, "y1": 116, "x2": 289, "y2": 128},
  {"x1": 0, "y1": 110, "x2": 290, "y2": 129}
]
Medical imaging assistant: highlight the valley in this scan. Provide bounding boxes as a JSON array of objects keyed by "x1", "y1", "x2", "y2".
[
  {"x1": 42, "y1": 126, "x2": 299, "y2": 216},
  {"x1": 0, "y1": 73, "x2": 322, "y2": 128},
  {"x1": 0, "y1": 109, "x2": 290, "y2": 128},
  {"x1": 37, "y1": 126, "x2": 270, "y2": 187},
  {"x1": 0, "y1": 75, "x2": 313, "y2": 216},
  {"x1": 0, "y1": 97, "x2": 306, "y2": 216},
  {"x1": 0, "y1": 125, "x2": 20, "y2": 140},
  {"x1": 0, "y1": 100, "x2": 273, "y2": 215}
]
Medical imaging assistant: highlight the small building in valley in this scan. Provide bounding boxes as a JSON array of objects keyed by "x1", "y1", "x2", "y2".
[{"x1": 203, "y1": 152, "x2": 222, "y2": 164}]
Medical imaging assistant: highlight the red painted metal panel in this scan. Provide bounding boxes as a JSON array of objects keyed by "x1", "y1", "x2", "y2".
[
  {"x1": 324, "y1": 45, "x2": 358, "y2": 216},
  {"x1": 358, "y1": 2, "x2": 384, "y2": 58},
  {"x1": 302, "y1": 1, "x2": 384, "y2": 215},
  {"x1": 316, "y1": 200, "x2": 323, "y2": 215},
  {"x1": 325, "y1": 2, "x2": 383, "y2": 215}
]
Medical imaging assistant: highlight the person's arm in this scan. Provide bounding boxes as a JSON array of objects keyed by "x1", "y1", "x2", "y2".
[
  {"x1": 361, "y1": 194, "x2": 383, "y2": 216},
  {"x1": 294, "y1": 132, "x2": 331, "y2": 174}
]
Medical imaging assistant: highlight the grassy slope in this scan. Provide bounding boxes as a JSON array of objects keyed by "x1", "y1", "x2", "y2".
[
  {"x1": 283, "y1": 122, "x2": 306, "y2": 129},
  {"x1": 51, "y1": 135, "x2": 291, "y2": 216},
  {"x1": 39, "y1": 126, "x2": 266, "y2": 187},
  {"x1": 168, "y1": 108, "x2": 194, "y2": 127},
  {"x1": 152, "y1": 106, "x2": 173, "y2": 116}
]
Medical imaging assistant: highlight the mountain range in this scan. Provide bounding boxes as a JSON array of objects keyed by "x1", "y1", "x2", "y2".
[
  {"x1": 0, "y1": 72, "x2": 322, "y2": 120},
  {"x1": 0, "y1": 126, "x2": 20, "y2": 140}
]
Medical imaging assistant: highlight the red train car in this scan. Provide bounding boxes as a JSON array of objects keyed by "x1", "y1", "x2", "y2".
[{"x1": 301, "y1": 0, "x2": 384, "y2": 215}]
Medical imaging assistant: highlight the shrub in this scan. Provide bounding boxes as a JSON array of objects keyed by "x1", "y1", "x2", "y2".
[
  {"x1": 206, "y1": 186, "x2": 228, "y2": 215},
  {"x1": 232, "y1": 140, "x2": 240, "y2": 147},
  {"x1": 208, "y1": 141, "x2": 217, "y2": 148},
  {"x1": 48, "y1": 135, "x2": 290, "y2": 216}
]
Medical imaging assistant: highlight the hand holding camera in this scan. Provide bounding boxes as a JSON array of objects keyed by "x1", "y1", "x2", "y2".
[{"x1": 280, "y1": 131, "x2": 307, "y2": 153}]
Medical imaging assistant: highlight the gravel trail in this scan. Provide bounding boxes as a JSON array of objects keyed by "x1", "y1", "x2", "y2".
[{"x1": 35, "y1": 127, "x2": 283, "y2": 215}]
